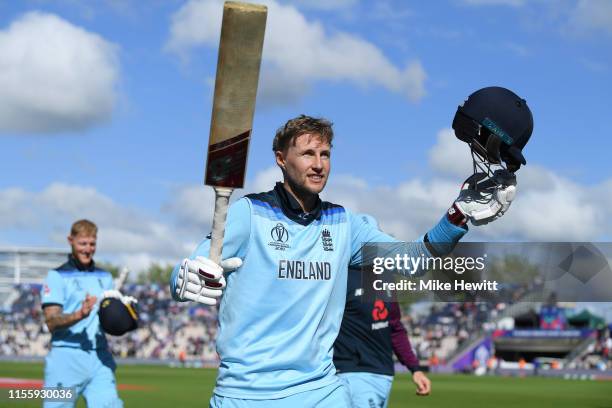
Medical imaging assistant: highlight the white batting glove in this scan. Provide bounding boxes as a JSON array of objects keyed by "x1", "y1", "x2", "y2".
[
  {"x1": 175, "y1": 256, "x2": 242, "y2": 305},
  {"x1": 101, "y1": 289, "x2": 138, "y2": 305},
  {"x1": 454, "y1": 169, "x2": 517, "y2": 226}
]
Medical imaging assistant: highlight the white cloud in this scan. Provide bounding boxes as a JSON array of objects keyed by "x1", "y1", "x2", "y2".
[
  {"x1": 477, "y1": 165, "x2": 604, "y2": 240},
  {"x1": 323, "y1": 175, "x2": 461, "y2": 240},
  {"x1": 0, "y1": 12, "x2": 120, "y2": 134},
  {"x1": 0, "y1": 183, "x2": 186, "y2": 271},
  {"x1": 323, "y1": 131, "x2": 612, "y2": 242},
  {"x1": 570, "y1": 0, "x2": 612, "y2": 36},
  {"x1": 250, "y1": 165, "x2": 283, "y2": 193},
  {"x1": 165, "y1": 0, "x2": 220, "y2": 57},
  {"x1": 257, "y1": 68, "x2": 310, "y2": 105},
  {"x1": 114, "y1": 253, "x2": 177, "y2": 276},
  {"x1": 166, "y1": 0, "x2": 426, "y2": 104},
  {"x1": 165, "y1": 184, "x2": 216, "y2": 231},
  {"x1": 165, "y1": 165, "x2": 282, "y2": 235},
  {"x1": 3, "y1": 130, "x2": 610, "y2": 271},
  {"x1": 428, "y1": 129, "x2": 473, "y2": 177}
]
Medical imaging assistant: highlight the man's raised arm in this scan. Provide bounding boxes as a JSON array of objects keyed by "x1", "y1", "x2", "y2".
[{"x1": 170, "y1": 198, "x2": 252, "y2": 304}]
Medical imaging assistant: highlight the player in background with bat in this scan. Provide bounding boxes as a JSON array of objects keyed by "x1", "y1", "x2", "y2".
[
  {"x1": 41, "y1": 219, "x2": 137, "y2": 408},
  {"x1": 171, "y1": 86, "x2": 532, "y2": 406}
]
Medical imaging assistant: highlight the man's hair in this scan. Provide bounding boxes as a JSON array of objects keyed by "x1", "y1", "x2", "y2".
[
  {"x1": 272, "y1": 115, "x2": 334, "y2": 152},
  {"x1": 70, "y1": 219, "x2": 98, "y2": 237}
]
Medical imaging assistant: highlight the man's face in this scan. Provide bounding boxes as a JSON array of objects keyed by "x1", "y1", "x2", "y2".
[
  {"x1": 68, "y1": 233, "x2": 97, "y2": 266},
  {"x1": 276, "y1": 133, "x2": 331, "y2": 196}
]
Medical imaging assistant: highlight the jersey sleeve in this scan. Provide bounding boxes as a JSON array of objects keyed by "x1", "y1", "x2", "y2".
[
  {"x1": 423, "y1": 214, "x2": 468, "y2": 256},
  {"x1": 348, "y1": 209, "x2": 430, "y2": 269},
  {"x1": 170, "y1": 197, "x2": 252, "y2": 301},
  {"x1": 41, "y1": 270, "x2": 65, "y2": 308},
  {"x1": 348, "y1": 210, "x2": 468, "y2": 275},
  {"x1": 389, "y1": 302, "x2": 420, "y2": 372},
  {"x1": 348, "y1": 209, "x2": 397, "y2": 267}
]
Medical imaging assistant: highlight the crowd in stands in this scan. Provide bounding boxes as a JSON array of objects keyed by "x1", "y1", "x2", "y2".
[
  {"x1": 0, "y1": 285, "x2": 46, "y2": 357},
  {"x1": 571, "y1": 328, "x2": 612, "y2": 371},
  {"x1": 404, "y1": 302, "x2": 505, "y2": 365},
  {"x1": 2, "y1": 283, "x2": 609, "y2": 373},
  {"x1": 107, "y1": 283, "x2": 219, "y2": 362},
  {"x1": 2, "y1": 283, "x2": 502, "y2": 365}
]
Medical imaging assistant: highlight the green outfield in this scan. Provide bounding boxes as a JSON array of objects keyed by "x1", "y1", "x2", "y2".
[{"x1": 1, "y1": 361, "x2": 611, "y2": 407}]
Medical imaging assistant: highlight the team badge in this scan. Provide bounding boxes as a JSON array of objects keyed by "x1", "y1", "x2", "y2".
[{"x1": 321, "y1": 228, "x2": 334, "y2": 251}]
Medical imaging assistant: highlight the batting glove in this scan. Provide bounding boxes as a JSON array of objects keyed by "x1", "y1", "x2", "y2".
[
  {"x1": 175, "y1": 256, "x2": 242, "y2": 305},
  {"x1": 100, "y1": 289, "x2": 138, "y2": 305},
  {"x1": 452, "y1": 169, "x2": 517, "y2": 226}
]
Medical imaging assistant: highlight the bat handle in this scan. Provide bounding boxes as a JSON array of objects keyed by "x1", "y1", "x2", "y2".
[
  {"x1": 209, "y1": 186, "x2": 234, "y2": 264},
  {"x1": 115, "y1": 267, "x2": 129, "y2": 290}
]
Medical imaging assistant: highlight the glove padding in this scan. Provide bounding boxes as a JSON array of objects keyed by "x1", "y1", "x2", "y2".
[
  {"x1": 176, "y1": 256, "x2": 242, "y2": 305},
  {"x1": 454, "y1": 169, "x2": 517, "y2": 226}
]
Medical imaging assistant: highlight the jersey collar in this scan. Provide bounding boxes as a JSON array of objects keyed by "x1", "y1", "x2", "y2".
[
  {"x1": 274, "y1": 182, "x2": 322, "y2": 225},
  {"x1": 67, "y1": 254, "x2": 96, "y2": 272}
]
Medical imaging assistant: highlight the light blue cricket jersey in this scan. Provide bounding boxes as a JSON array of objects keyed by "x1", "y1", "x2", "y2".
[
  {"x1": 170, "y1": 183, "x2": 467, "y2": 399},
  {"x1": 41, "y1": 256, "x2": 113, "y2": 350}
]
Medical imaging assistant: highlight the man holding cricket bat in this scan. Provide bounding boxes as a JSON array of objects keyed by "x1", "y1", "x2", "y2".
[
  {"x1": 168, "y1": 2, "x2": 532, "y2": 405},
  {"x1": 170, "y1": 113, "x2": 519, "y2": 407}
]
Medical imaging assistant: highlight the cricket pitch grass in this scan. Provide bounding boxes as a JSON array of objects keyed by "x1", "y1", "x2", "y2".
[{"x1": 1, "y1": 361, "x2": 611, "y2": 407}]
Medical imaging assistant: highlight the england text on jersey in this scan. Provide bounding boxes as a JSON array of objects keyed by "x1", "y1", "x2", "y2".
[{"x1": 277, "y1": 260, "x2": 331, "y2": 280}]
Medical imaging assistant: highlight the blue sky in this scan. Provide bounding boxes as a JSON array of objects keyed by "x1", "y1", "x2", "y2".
[{"x1": 1, "y1": 0, "x2": 611, "y2": 271}]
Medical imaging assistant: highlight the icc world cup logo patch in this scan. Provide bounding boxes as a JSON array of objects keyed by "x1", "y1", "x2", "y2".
[
  {"x1": 271, "y1": 223, "x2": 289, "y2": 243},
  {"x1": 269, "y1": 223, "x2": 290, "y2": 251}
]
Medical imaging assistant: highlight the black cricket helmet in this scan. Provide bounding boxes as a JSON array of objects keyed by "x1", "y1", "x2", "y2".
[
  {"x1": 452, "y1": 86, "x2": 533, "y2": 172},
  {"x1": 98, "y1": 297, "x2": 138, "y2": 336}
]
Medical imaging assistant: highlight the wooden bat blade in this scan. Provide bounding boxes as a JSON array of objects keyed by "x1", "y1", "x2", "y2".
[
  {"x1": 204, "y1": 1, "x2": 267, "y2": 263},
  {"x1": 204, "y1": 1, "x2": 267, "y2": 189}
]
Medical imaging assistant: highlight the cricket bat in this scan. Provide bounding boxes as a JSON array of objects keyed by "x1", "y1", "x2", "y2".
[{"x1": 204, "y1": 1, "x2": 267, "y2": 264}]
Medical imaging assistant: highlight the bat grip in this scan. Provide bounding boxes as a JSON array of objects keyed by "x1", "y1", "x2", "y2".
[
  {"x1": 115, "y1": 267, "x2": 129, "y2": 290},
  {"x1": 209, "y1": 187, "x2": 233, "y2": 264}
]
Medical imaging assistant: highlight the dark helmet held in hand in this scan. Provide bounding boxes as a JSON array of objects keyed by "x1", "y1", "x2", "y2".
[
  {"x1": 452, "y1": 86, "x2": 533, "y2": 172},
  {"x1": 98, "y1": 297, "x2": 138, "y2": 336}
]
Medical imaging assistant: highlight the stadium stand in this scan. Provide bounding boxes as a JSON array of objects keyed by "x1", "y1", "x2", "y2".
[{"x1": 0, "y1": 249, "x2": 609, "y2": 374}]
